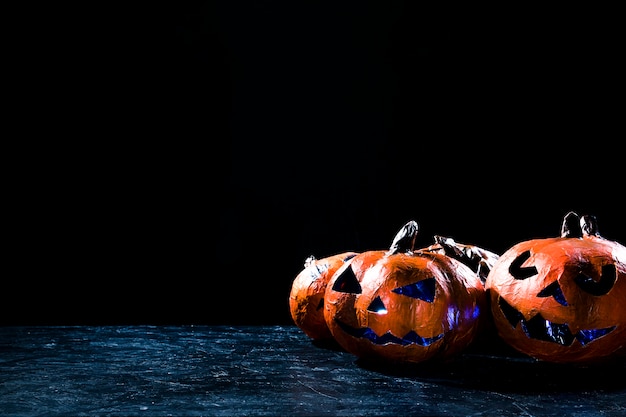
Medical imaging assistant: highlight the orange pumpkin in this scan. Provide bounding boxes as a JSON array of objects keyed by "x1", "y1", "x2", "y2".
[
  {"x1": 485, "y1": 211, "x2": 626, "y2": 363},
  {"x1": 324, "y1": 220, "x2": 487, "y2": 365},
  {"x1": 289, "y1": 251, "x2": 358, "y2": 340}
]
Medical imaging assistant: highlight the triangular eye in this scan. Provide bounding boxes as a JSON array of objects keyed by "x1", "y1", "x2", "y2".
[
  {"x1": 392, "y1": 277, "x2": 436, "y2": 302},
  {"x1": 367, "y1": 296, "x2": 387, "y2": 314},
  {"x1": 331, "y1": 266, "x2": 362, "y2": 294}
]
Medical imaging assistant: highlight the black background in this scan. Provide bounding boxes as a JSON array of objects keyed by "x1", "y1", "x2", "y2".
[{"x1": 6, "y1": 2, "x2": 623, "y2": 326}]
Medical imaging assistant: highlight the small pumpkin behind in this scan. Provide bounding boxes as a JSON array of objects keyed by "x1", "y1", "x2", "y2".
[
  {"x1": 324, "y1": 220, "x2": 488, "y2": 365},
  {"x1": 485, "y1": 211, "x2": 626, "y2": 363},
  {"x1": 289, "y1": 251, "x2": 359, "y2": 340},
  {"x1": 418, "y1": 234, "x2": 500, "y2": 284}
]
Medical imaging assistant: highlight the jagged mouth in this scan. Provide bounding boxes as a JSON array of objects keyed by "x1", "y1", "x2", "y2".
[
  {"x1": 498, "y1": 298, "x2": 616, "y2": 346},
  {"x1": 334, "y1": 318, "x2": 444, "y2": 346}
]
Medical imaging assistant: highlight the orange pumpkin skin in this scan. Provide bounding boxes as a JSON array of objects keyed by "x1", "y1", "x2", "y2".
[
  {"x1": 485, "y1": 212, "x2": 626, "y2": 363},
  {"x1": 289, "y1": 252, "x2": 359, "y2": 340},
  {"x1": 324, "y1": 222, "x2": 486, "y2": 365}
]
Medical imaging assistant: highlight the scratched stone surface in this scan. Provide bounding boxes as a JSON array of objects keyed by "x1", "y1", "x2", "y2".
[{"x1": 0, "y1": 325, "x2": 625, "y2": 416}]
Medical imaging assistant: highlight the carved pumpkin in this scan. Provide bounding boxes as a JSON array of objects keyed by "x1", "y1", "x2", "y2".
[
  {"x1": 324, "y1": 220, "x2": 487, "y2": 365},
  {"x1": 485, "y1": 211, "x2": 626, "y2": 363},
  {"x1": 289, "y1": 252, "x2": 358, "y2": 340}
]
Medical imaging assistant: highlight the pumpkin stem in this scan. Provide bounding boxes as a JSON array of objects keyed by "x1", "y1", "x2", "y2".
[
  {"x1": 421, "y1": 235, "x2": 499, "y2": 283},
  {"x1": 580, "y1": 214, "x2": 601, "y2": 237},
  {"x1": 561, "y1": 211, "x2": 582, "y2": 238},
  {"x1": 432, "y1": 235, "x2": 465, "y2": 259},
  {"x1": 304, "y1": 255, "x2": 317, "y2": 268},
  {"x1": 560, "y1": 211, "x2": 601, "y2": 238},
  {"x1": 386, "y1": 220, "x2": 419, "y2": 255}
]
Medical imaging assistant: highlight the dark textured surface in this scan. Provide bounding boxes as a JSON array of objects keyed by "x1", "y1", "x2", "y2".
[{"x1": 1, "y1": 325, "x2": 625, "y2": 416}]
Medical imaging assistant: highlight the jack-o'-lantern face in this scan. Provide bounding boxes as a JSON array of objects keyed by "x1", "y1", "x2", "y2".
[
  {"x1": 324, "y1": 221, "x2": 486, "y2": 365},
  {"x1": 485, "y1": 212, "x2": 626, "y2": 363}
]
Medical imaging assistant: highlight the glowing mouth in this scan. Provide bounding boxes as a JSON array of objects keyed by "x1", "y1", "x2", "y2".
[
  {"x1": 498, "y1": 298, "x2": 615, "y2": 346},
  {"x1": 334, "y1": 319, "x2": 444, "y2": 346}
]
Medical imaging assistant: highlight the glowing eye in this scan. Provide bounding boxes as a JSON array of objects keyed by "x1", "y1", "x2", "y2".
[
  {"x1": 392, "y1": 278, "x2": 436, "y2": 302},
  {"x1": 367, "y1": 296, "x2": 387, "y2": 314}
]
